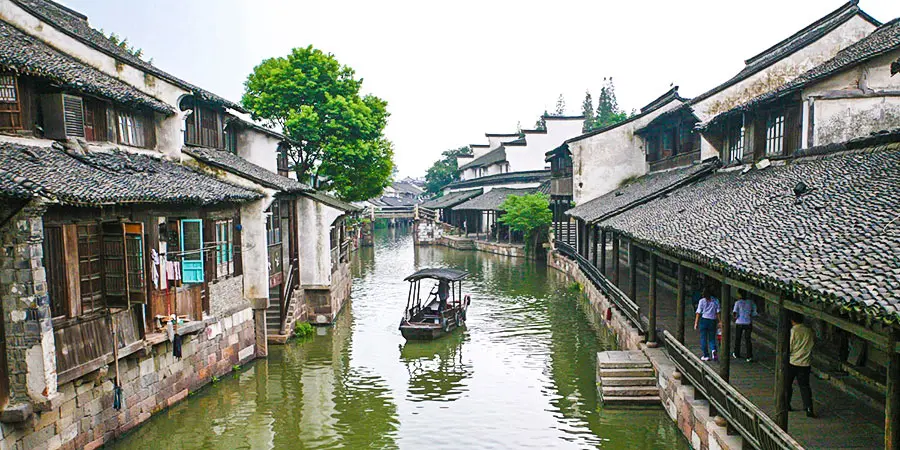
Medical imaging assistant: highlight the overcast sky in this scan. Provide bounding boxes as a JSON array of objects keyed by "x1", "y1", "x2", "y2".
[{"x1": 62, "y1": 0, "x2": 899, "y2": 178}]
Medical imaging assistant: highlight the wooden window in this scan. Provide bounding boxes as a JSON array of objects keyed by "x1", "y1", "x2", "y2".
[
  {"x1": 62, "y1": 94, "x2": 85, "y2": 138},
  {"x1": 727, "y1": 118, "x2": 745, "y2": 162},
  {"x1": 117, "y1": 110, "x2": 149, "y2": 147},
  {"x1": 43, "y1": 225, "x2": 69, "y2": 318},
  {"x1": 277, "y1": 145, "x2": 290, "y2": 176},
  {"x1": 180, "y1": 219, "x2": 204, "y2": 284},
  {"x1": 101, "y1": 222, "x2": 146, "y2": 308},
  {"x1": 215, "y1": 219, "x2": 234, "y2": 278},
  {"x1": 82, "y1": 98, "x2": 108, "y2": 142},
  {"x1": 184, "y1": 103, "x2": 224, "y2": 149},
  {"x1": 765, "y1": 112, "x2": 784, "y2": 157},
  {"x1": 224, "y1": 126, "x2": 238, "y2": 154},
  {"x1": 77, "y1": 224, "x2": 103, "y2": 314},
  {"x1": 0, "y1": 73, "x2": 21, "y2": 131},
  {"x1": 266, "y1": 205, "x2": 282, "y2": 275}
]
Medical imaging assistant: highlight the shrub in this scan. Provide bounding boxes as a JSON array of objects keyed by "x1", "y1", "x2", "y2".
[{"x1": 295, "y1": 322, "x2": 314, "y2": 338}]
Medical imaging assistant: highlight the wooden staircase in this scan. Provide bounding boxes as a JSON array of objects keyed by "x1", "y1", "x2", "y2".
[{"x1": 597, "y1": 351, "x2": 661, "y2": 407}]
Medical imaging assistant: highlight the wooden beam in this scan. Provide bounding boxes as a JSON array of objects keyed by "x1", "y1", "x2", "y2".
[
  {"x1": 782, "y1": 301, "x2": 890, "y2": 351},
  {"x1": 611, "y1": 233, "x2": 620, "y2": 286},
  {"x1": 888, "y1": 330, "x2": 900, "y2": 450},
  {"x1": 676, "y1": 264, "x2": 685, "y2": 343},
  {"x1": 775, "y1": 303, "x2": 790, "y2": 431},
  {"x1": 629, "y1": 242, "x2": 637, "y2": 302},
  {"x1": 599, "y1": 230, "x2": 607, "y2": 275},
  {"x1": 591, "y1": 226, "x2": 599, "y2": 267},
  {"x1": 720, "y1": 282, "x2": 732, "y2": 381},
  {"x1": 648, "y1": 253, "x2": 658, "y2": 344}
]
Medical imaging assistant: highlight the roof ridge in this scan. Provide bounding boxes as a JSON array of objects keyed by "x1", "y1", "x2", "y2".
[{"x1": 743, "y1": 1, "x2": 872, "y2": 66}]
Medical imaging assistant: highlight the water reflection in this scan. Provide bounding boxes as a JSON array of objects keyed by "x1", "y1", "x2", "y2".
[{"x1": 400, "y1": 330, "x2": 472, "y2": 402}]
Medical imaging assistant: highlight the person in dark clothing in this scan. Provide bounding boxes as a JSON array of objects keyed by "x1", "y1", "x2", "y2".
[
  {"x1": 437, "y1": 280, "x2": 450, "y2": 312},
  {"x1": 732, "y1": 290, "x2": 758, "y2": 362}
]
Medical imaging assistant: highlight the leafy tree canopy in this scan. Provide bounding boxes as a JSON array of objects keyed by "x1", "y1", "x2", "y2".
[
  {"x1": 555, "y1": 94, "x2": 566, "y2": 115},
  {"x1": 242, "y1": 45, "x2": 394, "y2": 201},
  {"x1": 498, "y1": 193, "x2": 552, "y2": 254},
  {"x1": 590, "y1": 77, "x2": 628, "y2": 131},
  {"x1": 424, "y1": 146, "x2": 471, "y2": 197}
]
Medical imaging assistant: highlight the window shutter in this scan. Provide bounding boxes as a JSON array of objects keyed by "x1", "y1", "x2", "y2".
[
  {"x1": 233, "y1": 217, "x2": 243, "y2": 276},
  {"x1": 180, "y1": 219, "x2": 204, "y2": 283},
  {"x1": 123, "y1": 223, "x2": 147, "y2": 304},
  {"x1": 100, "y1": 221, "x2": 129, "y2": 309},
  {"x1": 62, "y1": 94, "x2": 85, "y2": 138}
]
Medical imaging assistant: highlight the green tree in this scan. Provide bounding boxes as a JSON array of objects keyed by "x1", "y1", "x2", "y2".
[
  {"x1": 593, "y1": 77, "x2": 627, "y2": 130},
  {"x1": 424, "y1": 146, "x2": 471, "y2": 197},
  {"x1": 534, "y1": 110, "x2": 548, "y2": 131},
  {"x1": 555, "y1": 94, "x2": 566, "y2": 115},
  {"x1": 581, "y1": 90, "x2": 594, "y2": 132},
  {"x1": 242, "y1": 45, "x2": 394, "y2": 201},
  {"x1": 498, "y1": 193, "x2": 552, "y2": 255}
]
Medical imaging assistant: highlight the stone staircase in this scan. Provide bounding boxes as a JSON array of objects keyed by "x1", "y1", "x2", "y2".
[{"x1": 597, "y1": 351, "x2": 661, "y2": 407}]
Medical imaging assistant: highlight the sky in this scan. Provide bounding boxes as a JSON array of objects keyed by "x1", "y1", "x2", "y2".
[{"x1": 61, "y1": 0, "x2": 900, "y2": 178}]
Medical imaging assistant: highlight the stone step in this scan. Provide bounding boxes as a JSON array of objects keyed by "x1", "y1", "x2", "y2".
[
  {"x1": 598, "y1": 368, "x2": 656, "y2": 378},
  {"x1": 601, "y1": 385, "x2": 660, "y2": 397},
  {"x1": 598, "y1": 361, "x2": 653, "y2": 369},
  {"x1": 601, "y1": 377, "x2": 657, "y2": 387},
  {"x1": 601, "y1": 395, "x2": 662, "y2": 406}
]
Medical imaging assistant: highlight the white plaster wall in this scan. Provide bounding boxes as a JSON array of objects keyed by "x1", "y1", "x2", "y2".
[
  {"x1": 800, "y1": 49, "x2": 900, "y2": 146},
  {"x1": 447, "y1": 181, "x2": 543, "y2": 194},
  {"x1": 457, "y1": 155, "x2": 474, "y2": 170},
  {"x1": 237, "y1": 128, "x2": 281, "y2": 172},
  {"x1": 471, "y1": 146, "x2": 491, "y2": 158},
  {"x1": 486, "y1": 135, "x2": 517, "y2": 149},
  {"x1": 507, "y1": 118, "x2": 584, "y2": 173},
  {"x1": 298, "y1": 197, "x2": 343, "y2": 287},
  {"x1": 240, "y1": 199, "x2": 271, "y2": 302},
  {"x1": 692, "y1": 15, "x2": 876, "y2": 122},
  {"x1": 572, "y1": 100, "x2": 682, "y2": 204}
]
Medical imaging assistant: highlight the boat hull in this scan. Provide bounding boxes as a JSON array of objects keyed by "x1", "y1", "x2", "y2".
[{"x1": 399, "y1": 319, "x2": 462, "y2": 341}]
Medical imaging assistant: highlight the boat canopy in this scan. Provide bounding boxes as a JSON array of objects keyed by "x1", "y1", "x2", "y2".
[{"x1": 404, "y1": 268, "x2": 469, "y2": 282}]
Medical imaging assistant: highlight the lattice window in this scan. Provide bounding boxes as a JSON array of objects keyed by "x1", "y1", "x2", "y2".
[
  {"x1": 0, "y1": 75, "x2": 16, "y2": 102},
  {"x1": 728, "y1": 120, "x2": 745, "y2": 162},
  {"x1": 215, "y1": 219, "x2": 234, "y2": 278},
  {"x1": 765, "y1": 113, "x2": 784, "y2": 156},
  {"x1": 117, "y1": 110, "x2": 147, "y2": 147}
]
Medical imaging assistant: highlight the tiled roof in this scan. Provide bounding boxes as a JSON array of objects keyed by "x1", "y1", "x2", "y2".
[
  {"x1": 390, "y1": 181, "x2": 424, "y2": 195},
  {"x1": 601, "y1": 132, "x2": 900, "y2": 322},
  {"x1": 0, "y1": 21, "x2": 172, "y2": 114},
  {"x1": 11, "y1": 0, "x2": 243, "y2": 112},
  {"x1": 706, "y1": 17, "x2": 900, "y2": 127},
  {"x1": 182, "y1": 146, "x2": 310, "y2": 194},
  {"x1": 452, "y1": 187, "x2": 537, "y2": 211},
  {"x1": 301, "y1": 191, "x2": 361, "y2": 212},
  {"x1": 691, "y1": 1, "x2": 880, "y2": 105},
  {"x1": 536, "y1": 180, "x2": 551, "y2": 195},
  {"x1": 504, "y1": 138, "x2": 527, "y2": 146},
  {"x1": 567, "y1": 161, "x2": 718, "y2": 222},
  {"x1": 0, "y1": 141, "x2": 261, "y2": 205},
  {"x1": 420, "y1": 189, "x2": 483, "y2": 210},
  {"x1": 459, "y1": 146, "x2": 506, "y2": 171},
  {"x1": 446, "y1": 169, "x2": 551, "y2": 190},
  {"x1": 372, "y1": 196, "x2": 418, "y2": 207}
]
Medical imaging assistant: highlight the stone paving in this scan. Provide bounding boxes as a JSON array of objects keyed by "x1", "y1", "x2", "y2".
[{"x1": 605, "y1": 253, "x2": 885, "y2": 449}]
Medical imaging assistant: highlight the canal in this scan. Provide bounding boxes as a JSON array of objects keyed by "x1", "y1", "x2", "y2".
[{"x1": 111, "y1": 229, "x2": 687, "y2": 449}]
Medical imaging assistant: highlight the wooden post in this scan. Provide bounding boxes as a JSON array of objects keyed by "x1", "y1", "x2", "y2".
[
  {"x1": 591, "y1": 225, "x2": 599, "y2": 267},
  {"x1": 611, "y1": 233, "x2": 620, "y2": 286},
  {"x1": 628, "y1": 242, "x2": 637, "y2": 302},
  {"x1": 887, "y1": 330, "x2": 900, "y2": 450},
  {"x1": 599, "y1": 230, "x2": 607, "y2": 276},
  {"x1": 774, "y1": 303, "x2": 790, "y2": 430},
  {"x1": 676, "y1": 264, "x2": 685, "y2": 343},
  {"x1": 719, "y1": 282, "x2": 732, "y2": 381},
  {"x1": 648, "y1": 253, "x2": 658, "y2": 345}
]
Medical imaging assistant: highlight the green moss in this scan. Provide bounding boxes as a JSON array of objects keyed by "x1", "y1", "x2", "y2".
[{"x1": 294, "y1": 322, "x2": 314, "y2": 338}]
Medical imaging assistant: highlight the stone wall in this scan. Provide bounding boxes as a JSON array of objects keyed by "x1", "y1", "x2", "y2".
[
  {"x1": 547, "y1": 250, "x2": 739, "y2": 450},
  {"x1": 329, "y1": 262, "x2": 351, "y2": 322},
  {"x1": 208, "y1": 276, "x2": 248, "y2": 318},
  {"x1": 0, "y1": 307, "x2": 257, "y2": 450},
  {"x1": 413, "y1": 219, "x2": 444, "y2": 245}
]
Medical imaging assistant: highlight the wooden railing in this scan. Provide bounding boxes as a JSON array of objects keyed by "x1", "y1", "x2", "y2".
[
  {"x1": 555, "y1": 240, "x2": 644, "y2": 332},
  {"x1": 662, "y1": 331, "x2": 802, "y2": 450},
  {"x1": 54, "y1": 309, "x2": 143, "y2": 384},
  {"x1": 417, "y1": 206, "x2": 436, "y2": 221}
]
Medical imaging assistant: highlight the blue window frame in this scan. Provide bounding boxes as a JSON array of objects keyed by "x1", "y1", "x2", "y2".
[{"x1": 180, "y1": 219, "x2": 204, "y2": 283}]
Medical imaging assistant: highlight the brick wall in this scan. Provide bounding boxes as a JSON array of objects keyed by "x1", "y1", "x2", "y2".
[
  {"x1": 208, "y1": 276, "x2": 248, "y2": 318},
  {"x1": 0, "y1": 307, "x2": 257, "y2": 450}
]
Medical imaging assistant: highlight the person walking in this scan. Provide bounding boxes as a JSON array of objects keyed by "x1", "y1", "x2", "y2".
[
  {"x1": 787, "y1": 314, "x2": 816, "y2": 418},
  {"x1": 732, "y1": 291, "x2": 758, "y2": 362},
  {"x1": 693, "y1": 289, "x2": 720, "y2": 361}
]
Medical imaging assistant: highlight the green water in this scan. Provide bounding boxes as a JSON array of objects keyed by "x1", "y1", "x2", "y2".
[{"x1": 111, "y1": 229, "x2": 687, "y2": 449}]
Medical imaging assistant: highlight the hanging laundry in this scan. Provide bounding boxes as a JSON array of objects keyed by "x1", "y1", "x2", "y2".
[
  {"x1": 174, "y1": 261, "x2": 182, "y2": 282},
  {"x1": 150, "y1": 249, "x2": 160, "y2": 289}
]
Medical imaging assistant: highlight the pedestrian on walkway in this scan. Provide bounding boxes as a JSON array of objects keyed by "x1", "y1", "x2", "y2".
[
  {"x1": 693, "y1": 288, "x2": 720, "y2": 361},
  {"x1": 732, "y1": 291, "x2": 757, "y2": 362},
  {"x1": 787, "y1": 314, "x2": 816, "y2": 418}
]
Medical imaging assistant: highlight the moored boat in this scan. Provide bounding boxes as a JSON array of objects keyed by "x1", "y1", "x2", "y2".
[{"x1": 399, "y1": 268, "x2": 470, "y2": 341}]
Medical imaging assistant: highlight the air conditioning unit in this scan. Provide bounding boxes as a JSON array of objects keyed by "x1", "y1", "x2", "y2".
[{"x1": 41, "y1": 93, "x2": 85, "y2": 140}]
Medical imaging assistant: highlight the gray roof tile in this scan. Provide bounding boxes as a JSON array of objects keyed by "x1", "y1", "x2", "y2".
[
  {"x1": 452, "y1": 187, "x2": 537, "y2": 211},
  {"x1": 182, "y1": 146, "x2": 310, "y2": 194}
]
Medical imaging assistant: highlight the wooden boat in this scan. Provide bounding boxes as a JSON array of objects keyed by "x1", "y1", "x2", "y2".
[{"x1": 399, "y1": 268, "x2": 470, "y2": 341}]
